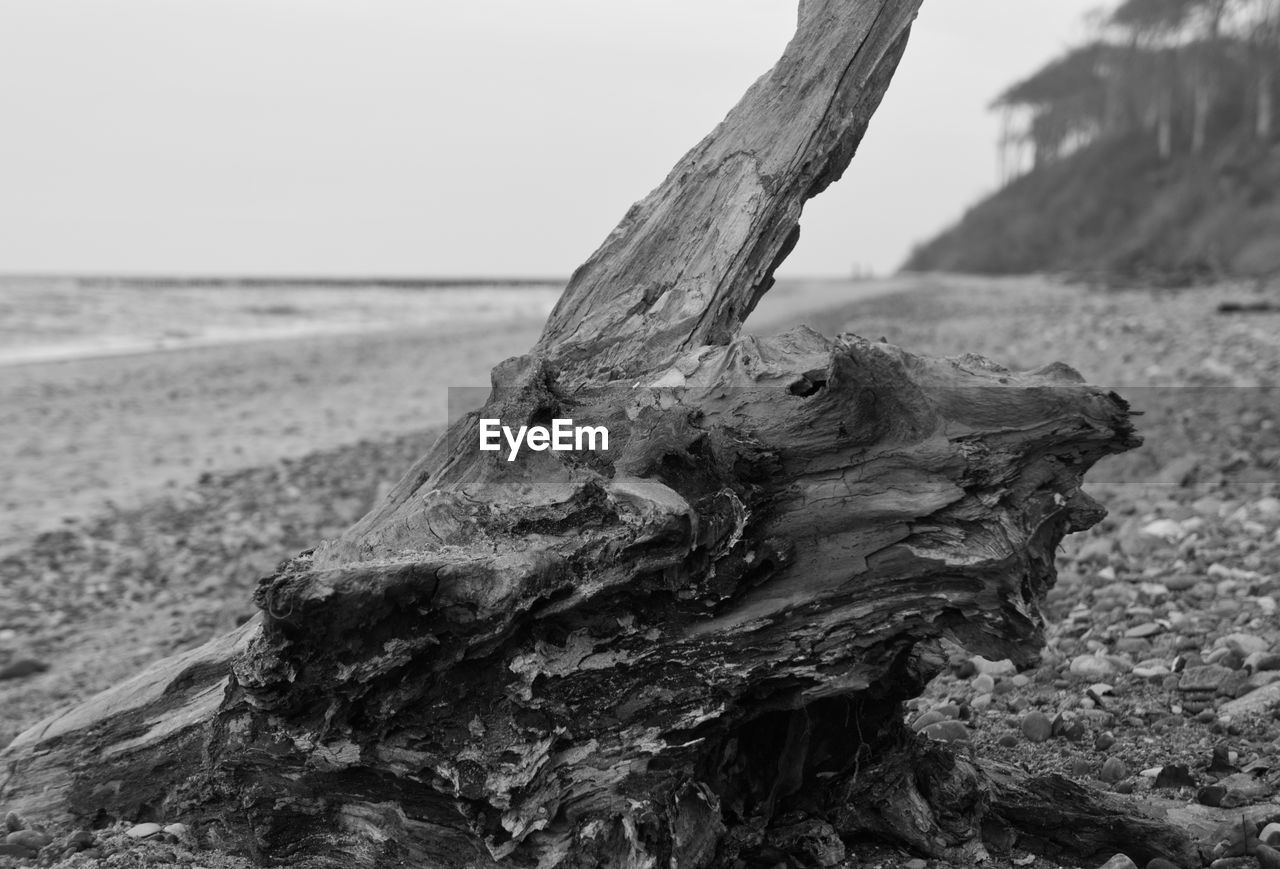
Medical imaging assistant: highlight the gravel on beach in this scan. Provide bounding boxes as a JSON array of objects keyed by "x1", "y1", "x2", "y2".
[{"x1": 1, "y1": 275, "x2": 1279, "y2": 868}]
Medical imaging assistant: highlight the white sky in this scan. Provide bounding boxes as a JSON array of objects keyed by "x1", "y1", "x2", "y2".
[{"x1": 0, "y1": 1, "x2": 1100, "y2": 278}]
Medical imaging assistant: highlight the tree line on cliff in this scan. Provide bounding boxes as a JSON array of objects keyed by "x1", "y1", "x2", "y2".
[{"x1": 907, "y1": 0, "x2": 1280, "y2": 284}]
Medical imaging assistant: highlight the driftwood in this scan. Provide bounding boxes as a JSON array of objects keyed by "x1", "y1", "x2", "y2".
[{"x1": 0, "y1": 1, "x2": 1184, "y2": 867}]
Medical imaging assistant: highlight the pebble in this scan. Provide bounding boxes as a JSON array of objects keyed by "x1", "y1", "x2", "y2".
[
  {"x1": 912, "y1": 710, "x2": 946, "y2": 731},
  {"x1": 1256, "y1": 843, "x2": 1280, "y2": 869},
  {"x1": 1020, "y1": 711, "x2": 1053, "y2": 743},
  {"x1": 1262, "y1": 823, "x2": 1280, "y2": 846},
  {"x1": 1245, "y1": 651, "x2": 1280, "y2": 672},
  {"x1": 4, "y1": 829, "x2": 51, "y2": 851},
  {"x1": 1178, "y1": 664, "x2": 1234, "y2": 692},
  {"x1": 67, "y1": 830, "x2": 95, "y2": 850},
  {"x1": 920, "y1": 720, "x2": 969, "y2": 743},
  {"x1": 971, "y1": 656, "x2": 1017, "y2": 677},
  {"x1": 972, "y1": 673, "x2": 996, "y2": 694},
  {"x1": 1153, "y1": 764, "x2": 1196, "y2": 789},
  {"x1": 1098, "y1": 854, "x2": 1138, "y2": 869},
  {"x1": 1219, "y1": 789, "x2": 1255, "y2": 809},
  {"x1": 1145, "y1": 860, "x2": 1181, "y2": 869},
  {"x1": 1164, "y1": 574, "x2": 1199, "y2": 591},
  {"x1": 1076, "y1": 537, "x2": 1115, "y2": 562},
  {"x1": 2, "y1": 813, "x2": 23, "y2": 833},
  {"x1": 1197, "y1": 785, "x2": 1227, "y2": 807},
  {"x1": 1070, "y1": 654, "x2": 1125, "y2": 678},
  {"x1": 1222, "y1": 633, "x2": 1270, "y2": 656},
  {"x1": 903, "y1": 860, "x2": 927, "y2": 869},
  {"x1": 1125, "y1": 622, "x2": 1165, "y2": 639},
  {"x1": 1209, "y1": 859, "x2": 1259, "y2": 869},
  {"x1": 126, "y1": 822, "x2": 163, "y2": 839},
  {"x1": 1099, "y1": 756, "x2": 1127, "y2": 783},
  {"x1": 1140, "y1": 519, "x2": 1184, "y2": 540},
  {"x1": 1095, "y1": 731, "x2": 1116, "y2": 751},
  {"x1": 1221, "y1": 681, "x2": 1280, "y2": 716},
  {"x1": 163, "y1": 823, "x2": 194, "y2": 844}
]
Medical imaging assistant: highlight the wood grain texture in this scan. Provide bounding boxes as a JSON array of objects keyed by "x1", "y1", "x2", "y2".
[
  {"x1": 0, "y1": 2, "x2": 1183, "y2": 867},
  {"x1": 533, "y1": 1, "x2": 920, "y2": 381}
]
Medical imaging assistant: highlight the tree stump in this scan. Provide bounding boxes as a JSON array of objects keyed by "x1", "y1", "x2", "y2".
[{"x1": 1, "y1": 2, "x2": 1187, "y2": 867}]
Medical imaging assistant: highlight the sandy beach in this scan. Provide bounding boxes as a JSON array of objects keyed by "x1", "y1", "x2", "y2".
[
  {"x1": 1, "y1": 274, "x2": 1278, "y2": 869},
  {"x1": 0, "y1": 275, "x2": 926, "y2": 551}
]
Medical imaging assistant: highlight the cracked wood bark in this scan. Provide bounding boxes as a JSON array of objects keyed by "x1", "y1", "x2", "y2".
[{"x1": 0, "y1": 2, "x2": 1181, "y2": 867}]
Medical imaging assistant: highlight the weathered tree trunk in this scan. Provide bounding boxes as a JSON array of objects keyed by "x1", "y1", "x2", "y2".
[{"x1": 0, "y1": 3, "x2": 1183, "y2": 867}]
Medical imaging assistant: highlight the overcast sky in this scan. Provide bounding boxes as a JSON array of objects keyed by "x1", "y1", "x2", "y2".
[{"x1": 0, "y1": 1, "x2": 1100, "y2": 278}]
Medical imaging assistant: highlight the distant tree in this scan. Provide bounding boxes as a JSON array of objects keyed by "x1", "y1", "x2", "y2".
[{"x1": 992, "y1": 43, "x2": 1117, "y2": 167}]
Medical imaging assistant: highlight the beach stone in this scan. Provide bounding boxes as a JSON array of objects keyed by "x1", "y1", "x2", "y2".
[
  {"x1": 971, "y1": 656, "x2": 1017, "y2": 677},
  {"x1": 1141, "y1": 519, "x2": 1184, "y2": 540},
  {"x1": 1208, "y1": 745, "x2": 1238, "y2": 773},
  {"x1": 921, "y1": 721, "x2": 969, "y2": 743},
  {"x1": 1197, "y1": 785, "x2": 1227, "y2": 807},
  {"x1": 1075, "y1": 537, "x2": 1114, "y2": 562},
  {"x1": 1114, "y1": 638, "x2": 1149, "y2": 656},
  {"x1": 1095, "y1": 731, "x2": 1116, "y2": 751},
  {"x1": 1099, "y1": 756, "x2": 1127, "y2": 783},
  {"x1": 997, "y1": 733, "x2": 1018, "y2": 748},
  {"x1": 903, "y1": 860, "x2": 927, "y2": 869},
  {"x1": 912, "y1": 710, "x2": 945, "y2": 731},
  {"x1": 1070, "y1": 654, "x2": 1123, "y2": 679},
  {"x1": 1178, "y1": 664, "x2": 1233, "y2": 692},
  {"x1": 972, "y1": 673, "x2": 996, "y2": 695},
  {"x1": 1020, "y1": 711, "x2": 1053, "y2": 743},
  {"x1": 2, "y1": 812, "x2": 23, "y2": 833},
  {"x1": 1261, "y1": 823, "x2": 1280, "y2": 846},
  {"x1": 1126, "y1": 622, "x2": 1164, "y2": 639},
  {"x1": 1146, "y1": 859, "x2": 1181, "y2": 869},
  {"x1": 1209, "y1": 859, "x2": 1258, "y2": 869},
  {"x1": 1246, "y1": 651, "x2": 1280, "y2": 672},
  {"x1": 126, "y1": 822, "x2": 163, "y2": 839},
  {"x1": 5, "y1": 829, "x2": 51, "y2": 850},
  {"x1": 1153, "y1": 764, "x2": 1197, "y2": 789},
  {"x1": 1219, "y1": 789, "x2": 1257, "y2": 809},
  {"x1": 1220, "y1": 681, "x2": 1280, "y2": 717},
  {"x1": 1098, "y1": 853, "x2": 1138, "y2": 869},
  {"x1": 1223, "y1": 633, "x2": 1270, "y2": 656},
  {"x1": 1255, "y1": 496, "x2": 1280, "y2": 516},
  {"x1": 66, "y1": 830, "x2": 95, "y2": 850},
  {"x1": 1255, "y1": 843, "x2": 1280, "y2": 869},
  {"x1": 162, "y1": 823, "x2": 193, "y2": 843},
  {"x1": 1248, "y1": 671, "x2": 1280, "y2": 689}
]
